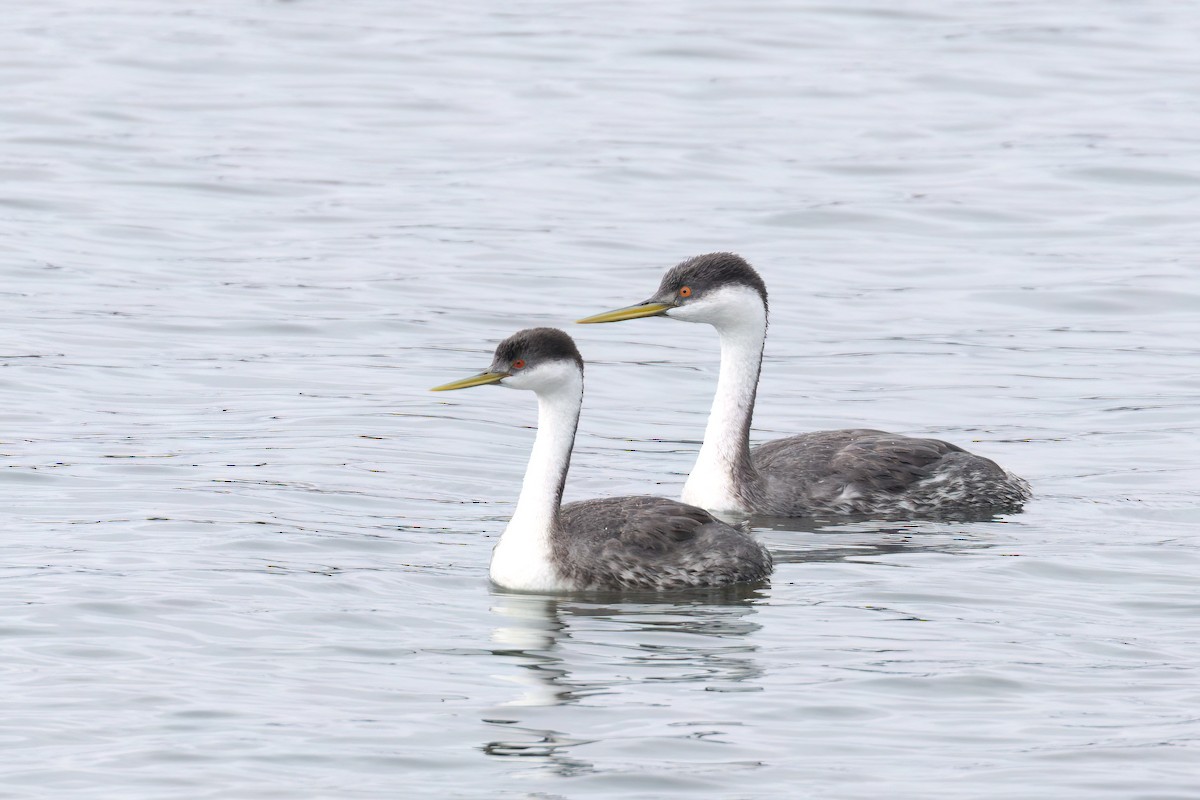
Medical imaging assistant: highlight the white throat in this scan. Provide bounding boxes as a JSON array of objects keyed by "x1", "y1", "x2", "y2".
[
  {"x1": 678, "y1": 287, "x2": 766, "y2": 513},
  {"x1": 490, "y1": 364, "x2": 582, "y2": 592}
]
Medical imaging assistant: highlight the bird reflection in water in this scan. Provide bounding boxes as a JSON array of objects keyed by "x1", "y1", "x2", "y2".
[
  {"x1": 749, "y1": 510, "x2": 1010, "y2": 565},
  {"x1": 477, "y1": 514, "x2": 1008, "y2": 776},
  {"x1": 480, "y1": 586, "x2": 765, "y2": 776}
]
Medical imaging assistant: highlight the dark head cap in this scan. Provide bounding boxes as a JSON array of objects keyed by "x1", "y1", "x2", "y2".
[
  {"x1": 490, "y1": 327, "x2": 584, "y2": 374},
  {"x1": 653, "y1": 252, "x2": 768, "y2": 307}
]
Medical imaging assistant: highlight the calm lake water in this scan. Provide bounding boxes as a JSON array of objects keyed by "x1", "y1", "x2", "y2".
[{"x1": 4, "y1": 1, "x2": 1199, "y2": 797}]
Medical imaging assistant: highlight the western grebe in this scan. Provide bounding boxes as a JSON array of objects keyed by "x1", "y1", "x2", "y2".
[
  {"x1": 578, "y1": 253, "x2": 1031, "y2": 516},
  {"x1": 431, "y1": 327, "x2": 772, "y2": 591}
]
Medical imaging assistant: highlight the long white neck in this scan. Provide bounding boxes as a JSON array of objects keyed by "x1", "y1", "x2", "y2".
[
  {"x1": 510, "y1": 380, "x2": 580, "y2": 530},
  {"x1": 681, "y1": 295, "x2": 766, "y2": 513},
  {"x1": 490, "y1": 366, "x2": 582, "y2": 591}
]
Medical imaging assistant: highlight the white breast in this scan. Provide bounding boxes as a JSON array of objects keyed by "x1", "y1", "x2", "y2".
[
  {"x1": 681, "y1": 464, "x2": 747, "y2": 513},
  {"x1": 489, "y1": 522, "x2": 571, "y2": 592}
]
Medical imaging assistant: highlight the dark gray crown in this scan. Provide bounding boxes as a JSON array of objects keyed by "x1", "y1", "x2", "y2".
[
  {"x1": 656, "y1": 252, "x2": 768, "y2": 306},
  {"x1": 492, "y1": 327, "x2": 584, "y2": 372}
]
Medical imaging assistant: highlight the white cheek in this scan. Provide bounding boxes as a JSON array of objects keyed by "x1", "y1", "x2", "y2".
[
  {"x1": 502, "y1": 361, "x2": 580, "y2": 393},
  {"x1": 500, "y1": 372, "x2": 533, "y2": 391},
  {"x1": 665, "y1": 285, "x2": 764, "y2": 327},
  {"x1": 667, "y1": 295, "x2": 723, "y2": 323}
]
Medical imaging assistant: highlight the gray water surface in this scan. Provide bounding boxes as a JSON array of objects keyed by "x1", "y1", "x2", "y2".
[{"x1": 4, "y1": 1, "x2": 1200, "y2": 798}]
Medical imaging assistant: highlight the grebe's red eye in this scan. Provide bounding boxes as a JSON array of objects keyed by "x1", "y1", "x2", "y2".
[
  {"x1": 679, "y1": 286, "x2": 692, "y2": 298},
  {"x1": 511, "y1": 359, "x2": 526, "y2": 370}
]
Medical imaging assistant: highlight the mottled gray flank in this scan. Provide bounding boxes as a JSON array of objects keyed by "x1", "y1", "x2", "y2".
[
  {"x1": 747, "y1": 429, "x2": 1032, "y2": 516},
  {"x1": 556, "y1": 496, "x2": 772, "y2": 590}
]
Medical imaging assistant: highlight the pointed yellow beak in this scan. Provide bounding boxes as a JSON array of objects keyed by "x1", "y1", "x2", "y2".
[
  {"x1": 576, "y1": 302, "x2": 671, "y2": 324},
  {"x1": 430, "y1": 371, "x2": 508, "y2": 392}
]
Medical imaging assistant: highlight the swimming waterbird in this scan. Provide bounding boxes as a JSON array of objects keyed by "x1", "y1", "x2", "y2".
[
  {"x1": 431, "y1": 327, "x2": 773, "y2": 591},
  {"x1": 578, "y1": 253, "x2": 1031, "y2": 517}
]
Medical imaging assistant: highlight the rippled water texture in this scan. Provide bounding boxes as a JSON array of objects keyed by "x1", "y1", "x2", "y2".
[{"x1": 4, "y1": 1, "x2": 1199, "y2": 797}]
